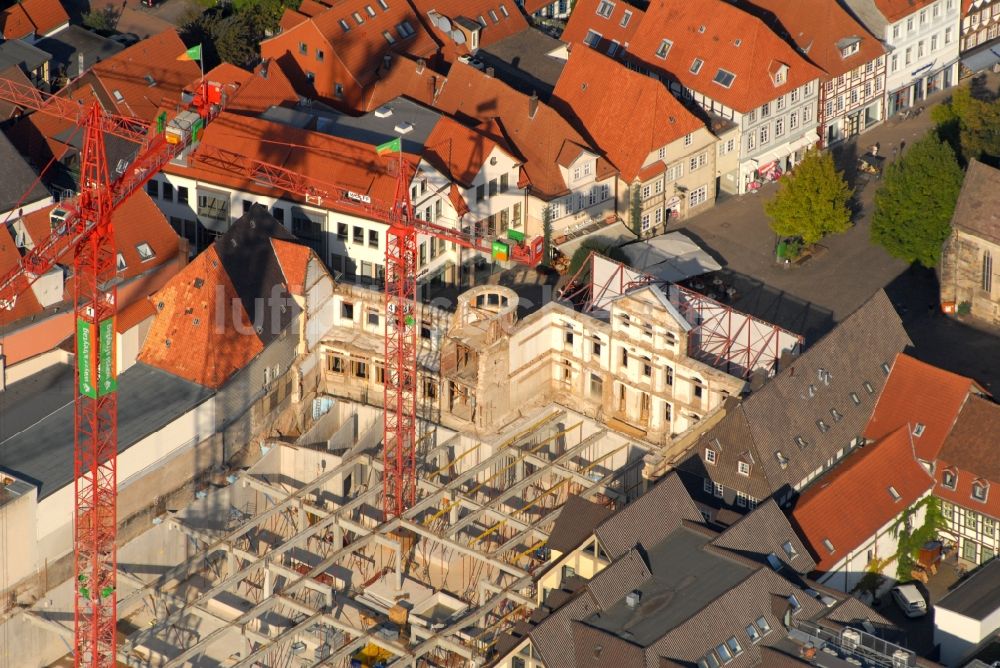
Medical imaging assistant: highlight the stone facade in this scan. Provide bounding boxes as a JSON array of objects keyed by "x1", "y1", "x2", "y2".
[{"x1": 940, "y1": 229, "x2": 1000, "y2": 325}]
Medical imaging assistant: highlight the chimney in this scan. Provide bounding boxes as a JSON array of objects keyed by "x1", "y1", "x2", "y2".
[
  {"x1": 77, "y1": 52, "x2": 85, "y2": 76},
  {"x1": 528, "y1": 91, "x2": 539, "y2": 119},
  {"x1": 383, "y1": 54, "x2": 393, "y2": 72},
  {"x1": 416, "y1": 58, "x2": 426, "y2": 74},
  {"x1": 485, "y1": 66, "x2": 494, "y2": 78}
]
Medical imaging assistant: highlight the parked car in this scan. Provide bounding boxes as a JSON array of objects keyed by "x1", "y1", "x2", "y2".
[
  {"x1": 890, "y1": 583, "x2": 927, "y2": 618},
  {"x1": 110, "y1": 32, "x2": 140, "y2": 47}
]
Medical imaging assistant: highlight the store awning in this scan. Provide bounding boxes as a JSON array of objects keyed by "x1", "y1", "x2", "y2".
[
  {"x1": 789, "y1": 130, "x2": 820, "y2": 153},
  {"x1": 752, "y1": 147, "x2": 786, "y2": 168},
  {"x1": 961, "y1": 43, "x2": 1000, "y2": 74}
]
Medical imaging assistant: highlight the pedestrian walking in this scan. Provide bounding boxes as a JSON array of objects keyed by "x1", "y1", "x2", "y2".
[
  {"x1": 900, "y1": 139, "x2": 906, "y2": 154},
  {"x1": 892, "y1": 146, "x2": 898, "y2": 160}
]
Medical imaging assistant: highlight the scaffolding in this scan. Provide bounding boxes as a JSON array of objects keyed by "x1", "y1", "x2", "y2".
[{"x1": 55, "y1": 404, "x2": 647, "y2": 666}]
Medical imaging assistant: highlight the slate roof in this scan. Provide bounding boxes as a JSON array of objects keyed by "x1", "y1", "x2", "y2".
[
  {"x1": 791, "y1": 426, "x2": 935, "y2": 572},
  {"x1": 865, "y1": 353, "x2": 982, "y2": 463},
  {"x1": 0, "y1": 129, "x2": 50, "y2": 214},
  {"x1": 476, "y1": 28, "x2": 568, "y2": 100},
  {"x1": 545, "y1": 494, "x2": 613, "y2": 554},
  {"x1": 88, "y1": 30, "x2": 200, "y2": 122},
  {"x1": 0, "y1": 362, "x2": 212, "y2": 500},
  {"x1": 434, "y1": 59, "x2": 616, "y2": 198},
  {"x1": 594, "y1": 473, "x2": 703, "y2": 559},
  {"x1": 625, "y1": 0, "x2": 825, "y2": 113},
  {"x1": 35, "y1": 25, "x2": 124, "y2": 80},
  {"x1": 139, "y1": 208, "x2": 313, "y2": 388},
  {"x1": 679, "y1": 290, "x2": 911, "y2": 500},
  {"x1": 0, "y1": 38, "x2": 50, "y2": 76},
  {"x1": 710, "y1": 499, "x2": 816, "y2": 575},
  {"x1": 935, "y1": 395, "x2": 1000, "y2": 520},
  {"x1": 740, "y1": 0, "x2": 885, "y2": 79},
  {"x1": 551, "y1": 46, "x2": 705, "y2": 182},
  {"x1": 936, "y1": 557, "x2": 1000, "y2": 620},
  {"x1": 950, "y1": 159, "x2": 1000, "y2": 246},
  {"x1": 0, "y1": 65, "x2": 32, "y2": 120}
]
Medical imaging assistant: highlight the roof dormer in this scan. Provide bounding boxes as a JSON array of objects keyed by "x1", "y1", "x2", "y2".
[{"x1": 768, "y1": 60, "x2": 789, "y2": 86}]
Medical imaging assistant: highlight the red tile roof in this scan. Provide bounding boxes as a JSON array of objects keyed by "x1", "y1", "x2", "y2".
[
  {"x1": 16, "y1": 0, "x2": 69, "y2": 37},
  {"x1": 3, "y1": 83, "x2": 100, "y2": 170},
  {"x1": 166, "y1": 111, "x2": 417, "y2": 215},
  {"x1": 434, "y1": 60, "x2": 615, "y2": 198},
  {"x1": 267, "y1": 0, "x2": 438, "y2": 90},
  {"x1": 626, "y1": 0, "x2": 824, "y2": 113},
  {"x1": 18, "y1": 192, "x2": 179, "y2": 283},
  {"x1": 865, "y1": 353, "x2": 983, "y2": 463},
  {"x1": 1, "y1": 3, "x2": 35, "y2": 40},
  {"x1": 270, "y1": 237, "x2": 311, "y2": 295},
  {"x1": 116, "y1": 296, "x2": 156, "y2": 333},
  {"x1": 215, "y1": 60, "x2": 301, "y2": 117},
  {"x1": 90, "y1": 30, "x2": 200, "y2": 122},
  {"x1": 423, "y1": 114, "x2": 508, "y2": 187},
  {"x1": 138, "y1": 245, "x2": 264, "y2": 389},
  {"x1": 552, "y1": 46, "x2": 705, "y2": 181},
  {"x1": 561, "y1": 0, "x2": 644, "y2": 54},
  {"x1": 792, "y1": 426, "x2": 934, "y2": 572},
  {"x1": 873, "y1": 0, "x2": 937, "y2": 22},
  {"x1": 0, "y1": 224, "x2": 43, "y2": 322},
  {"x1": 744, "y1": 0, "x2": 885, "y2": 79},
  {"x1": 936, "y1": 396, "x2": 1000, "y2": 519},
  {"x1": 411, "y1": 0, "x2": 529, "y2": 61},
  {"x1": 362, "y1": 53, "x2": 442, "y2": 111}
]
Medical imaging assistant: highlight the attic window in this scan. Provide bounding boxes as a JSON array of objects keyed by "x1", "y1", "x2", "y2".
[
  {"x1": 767, "y1": 553, "x2": 783, "y2": 571},
  {"x1": 144, "y1": 74, "x2": 156, "y2": 86},
  {"x1": 397, "y1": 21, "x2": 416, "y2": 38},
  {"x1": 863, "y1": 381, "x2": 875, "y2": 394},
  {"x1": 500, "y1": 4, "x2": 509, "y2": 17},
  {"x1": 788, "y1": 593, "x2": 802, "y2": 611},
  {"x1": 136, "y1": 243, "x2": 155, "y2": 261},
  {"x1": 888, "y1": 486, "x2": 902, "y2": 502},
  {"x1": 378, "y1": 0, "x2": 389, "y2": 8},
  {"x1": 782, "y1": 541, "x2": 797, "y2": 559},
  {"x1": 830, "y1": 408, "x2": 843, "y2": 422},
  {"x1": 816, "y1": 419, "x2": 829, "y2": 433},
  {"x1": 972, "y1": 481, "x2": 989, "y2": 502},
  {"x1": 596, "y1": 0, "x2": 615, "y2": 18},
  {"x1": 353, "y1": 11, "x2": 364, "y2": 24},
  {"x1": 913, "y1": 423, "x2": 925, "y2": 437},
  {"x1": 738, "y1": 461, "x2": 751, "y2": 476},
  {"x1": 794, "y1": 435, "x2": 808, "y2": 449},
  {"x1": 489, "y1": 9, "x2": 499, "y2": 23},
  {"x1": 776, "y1": 451, "x2": 789, "y2": 468},
  {"x1": 365, "y1": 4, "x2": 376, "y2": 16},
  {"x1": 840, "y1": 40, "x2": 860, "y2": 58},
  {"x1": 113, "y1": 90, "x2": 124, "y2": 102},
  {"x1": 807, "y1": 384, "x2": 816, "y2": 398},
  {"x1": 850, "y1": 392, "x2": 861, "y2": 405},
  {"x1": 383, "y1": 30, "x2": 396, "y2": 44},
  {"x1": 733, "y1": 38, "x2": 742, "y2": 47},
  {"x1": 690, "y1": 58, "x2": 704, "y2": 74},
  {"x1": 116, "y1": 253, "x2": 126, "y2": 272},
  {"x1": 656, "y1": 39, "x2": 672, "y2": 59},
  {"x1": 942, "y1": 469, "x2": 957, "y2": 489},
  {"x1": 339, "y1": 19, "x2": 350, "y2": 31},
  {"x1": 193, "y1": 277, "x2": 205, "y2": 288},
  {"x1": 822, "y1": 539, "x2": 835, "y2": 554},
  {"x1": 882, "y1": 362, "x2": 891, "y2": 375},
  {"x1": 713, "y1": 69, "x2": 736, "y2": 88}
]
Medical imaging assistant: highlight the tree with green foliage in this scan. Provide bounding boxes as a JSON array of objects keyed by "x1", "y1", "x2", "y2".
[
  {"x1": 542, "y1": 205, "x2": 553, "y2": 265},
  {"x1": 83, "y1": 7, "x2": 118, "y2": 33},
  {"x1": 764, "y1": 149, "x2": 852, "y2": 246},
  {"x1": 932, "y1": 84, "x2": 1000, "y2": 166},
  {"x1": 567, "y1": 238, "x2": 628, "y2": 277},
  {"x1": 629, "y1": 185, "x2": 642, "y2": 237},
  {"x1": 872, "y1": 134, "x2": 964, "y2": 268},
  {"x1": 181, "y1": 0, "x2": 301, "y2": 69}
]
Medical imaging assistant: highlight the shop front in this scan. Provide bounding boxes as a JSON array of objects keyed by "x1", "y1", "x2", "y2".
[
  {"x1": 888, "y1": 60, "x2": 956, "y2": 116},
  {"x1": 742, "y1": 131, "x2": 819, "y2": 193}
]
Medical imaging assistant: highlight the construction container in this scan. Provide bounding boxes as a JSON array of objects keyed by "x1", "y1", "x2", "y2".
[{"x1": 492, "y1": 240, "x2": 510, "y2": 262}]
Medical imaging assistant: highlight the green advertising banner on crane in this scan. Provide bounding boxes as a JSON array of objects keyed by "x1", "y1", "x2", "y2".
[{"x1": 77, "y1": 317, "x2": 117, "y2": 399}]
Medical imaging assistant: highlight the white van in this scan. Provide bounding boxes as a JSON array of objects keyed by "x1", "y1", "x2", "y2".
[{"x1": 891, "y1": 583, "x2": 927, "y2": 618}]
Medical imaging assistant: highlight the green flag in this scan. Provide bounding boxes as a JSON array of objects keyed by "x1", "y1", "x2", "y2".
[
  {"x1": 375, "y1": 137, "x2": 401, "y2": 155},
  {"x1": 177, "y1": 44, "x2": 202, "y2": 62}
]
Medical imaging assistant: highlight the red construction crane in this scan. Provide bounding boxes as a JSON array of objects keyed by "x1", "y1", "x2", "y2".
[
  {"x1": 0, "y1": 76, "x2": 225, "y2": 667},
  {"x1": 0, "y1": 72, "x2": 544, "y2": 665},
  {"x1": 192, "y1": 143, "x2": 545, "y2": 519}
]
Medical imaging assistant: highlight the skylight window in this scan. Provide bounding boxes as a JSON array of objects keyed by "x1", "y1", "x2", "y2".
[
  {"x1": 713, "y1": 68, "x2": 736, "y2": 88},
  {"x1": 656, "y1": 39, "x2": 672, "y2": 59},
  {"x1": 863, "y1": 381, "x2": 875, "y2": 394},
  {"x1": 620, "y1": 9, "x2": 632, "y2": 26},
  {"x1": 850, "y1": 392, "x2": 861, "y2": 405},
  {"x1": 365, "y1": 4, "x2": 376, "y2": 16},
  {"x1": 913, "y1": 423, "x2": 925, "y2": 437},
  {"x1": 383, "y1": 30, "x2": 396, "y2": 44},
  {"x1": 767, "y1": 553, "x2": 783, "y2": 571},
  {"x1": 136, "y1": 242, "x2": 155, "y2": 261},
  {"x1": 489, "y1": 9, "x2": 499, "y2": 23},
  {"x1": 353, "y1": 11, "x2": 364, "y2": 24},
  {"x1": 596, "y1": 0, "x2": 615, "y2": 18},
  {"x1": 794, "y1": 435, "x2": 808, "y2": 449},
  {"x1": 817, "y1": 419, "x2": 829, "y2": 433},
  {"x1": 378, "y1": 0, "x2": 389, "y2": 9},
  {"x1": 734, "y1": 38, "x2": 742, "y2": 46},
  {"x1": 397, "y1": 21, "x2": 416, "y2": 38},
  {"x1": 822, "y1": 539, "x2": 835, "y2": 554},
  {"x1": 339, "y1": 19, "x2": 350, "y2": 31},
  {"x1": 144, "y1": 74, "x2": 156, "y2": 86},
  {"x1": 500, "y1": 4, "x2": 509, "y2": 17},
  {"x1": 888, "y1": 486, "x2": 902, "y2": 501},
  {"x1": 830, "y1": 408, "x2": 843, "y2": 422},
  {"x1": 584, "y1": 30, "x2": 601, "y2": 48},
  {"x1": 788, "y1": 593, "x2": 802, "y2": 611},
  {"x1": 113, "y1": 90, "x2": 124, "y2": 102},
  {"x1": 782, "y1": 541, "x2": 797, "y2": 559},
  {"x1": 116, "y1": 253, "x2": 126, "y2": 272},
  {"x1": 776, "y1": 451, "x2": 789, "y2": 468},
  {"x1": 690, "y1": 58, "x2": 704, "y2": 74}
]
